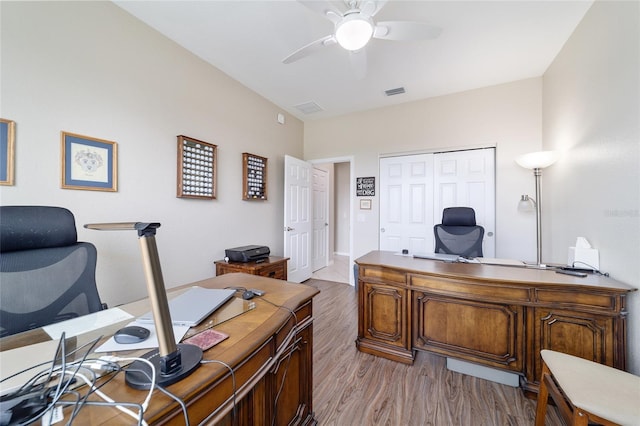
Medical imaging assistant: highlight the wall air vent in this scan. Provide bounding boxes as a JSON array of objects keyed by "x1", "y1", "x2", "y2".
[
  {"x1": 294, "y1": 101, "x2": 324, "y2": 115},
  {"x1": 385, "y1": 87, "x2": 406, "y2": 96}
]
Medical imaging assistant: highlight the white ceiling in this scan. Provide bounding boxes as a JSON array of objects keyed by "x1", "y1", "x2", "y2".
[{"x1": 114, "y1": 0, "x2": 593, "y2": 121}]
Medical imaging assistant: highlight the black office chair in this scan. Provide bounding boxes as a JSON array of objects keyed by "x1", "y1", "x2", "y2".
[
  {"x1": 0, "y1": 206, "x2": 106, "y2": 337},
  {"x1": 434, "y1": 207, "x2": 484, "y2": 258}
]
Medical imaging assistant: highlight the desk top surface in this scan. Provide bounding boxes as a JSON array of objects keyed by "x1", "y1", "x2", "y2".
[
  {"x1": 0, "y1": 273, "x2": 319, "y2": 424},
  {"x1": 356, "y1": 250, "x2": 636, "y2": 292}
]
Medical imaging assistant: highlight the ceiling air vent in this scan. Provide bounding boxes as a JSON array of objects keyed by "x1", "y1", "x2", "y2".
[
  {"x1": 294, "y1": 101, "x2": 324, "y2": 115},
  {"x1": 385, "y1": 87, "x2": 406, "y2": 96}
]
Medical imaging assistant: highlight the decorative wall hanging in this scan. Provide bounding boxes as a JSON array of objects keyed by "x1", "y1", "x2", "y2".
[
  {"x1": 61, "y1": 131, "x2": 117, "y2": 191},
  {"x1": 360, "y1": 199, "x2": 372, "y2": 210},
  {"x1": 356, "y1": 176, "x2": 375, "y2": 196},
  {"x1": 0, "y1": 118, "x2": 15, "y2": 186},
  {"x1": 242, "y1": 153, "x2": 267, "y2": 200},
  {"x1": 177, "y1": 135, "x2": 217, "y2": 199}
]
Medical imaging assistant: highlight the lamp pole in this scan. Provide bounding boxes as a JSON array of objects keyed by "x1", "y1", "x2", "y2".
[{"x1": 534, "y1": 167, "x2": 542, "y2": 266}]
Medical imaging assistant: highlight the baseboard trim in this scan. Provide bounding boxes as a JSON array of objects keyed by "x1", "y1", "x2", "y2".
[{"x1": 446, "y1": 358, "x2": 519, "y2": 387}]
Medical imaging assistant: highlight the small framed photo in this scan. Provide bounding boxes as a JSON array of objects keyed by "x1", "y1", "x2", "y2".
[
  {"x1": 360, "y1": 199, "x2": 372, "y2": 210},
  {"x1": 0, "y1": 118, "x2": 16, "y2": 186},
  {"x1": 61, "y1": 131, "x2": 117, "y2": 192}
]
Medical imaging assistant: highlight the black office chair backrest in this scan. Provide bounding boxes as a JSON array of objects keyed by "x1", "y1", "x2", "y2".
[
  {"x1": 0, "y1": 206, "x2": 105, "y2": 337},
  {"x1": 434, "y1": 207, "x2": 485, "y2": 258}
]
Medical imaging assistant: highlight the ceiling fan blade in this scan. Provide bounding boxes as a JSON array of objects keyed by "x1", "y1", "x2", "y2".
[
  {"x1": 374, "y1": 21, "x2": 442, "y2": 41},
  {"x1": 360, "y1": 0, "x2": 388, "y2": 17},
  {"x1": 298, "y1": 0, "x2": 344, "y2": 23},
  {"x1": 282, "y1": 35, "x2": 337, "y2": 64},
  {"x1": 349, "y1": 49, "x2": 368, "y2": 80}
]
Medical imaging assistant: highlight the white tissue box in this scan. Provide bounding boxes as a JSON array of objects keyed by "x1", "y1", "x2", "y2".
[{"x1": 568, "y1": 247, "x2": 599, "y2": 270}]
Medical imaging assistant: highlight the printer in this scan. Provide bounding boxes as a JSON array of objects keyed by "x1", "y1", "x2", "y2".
[{"x1": 225, "y1": 245, "x2": 270, "y2": 262}]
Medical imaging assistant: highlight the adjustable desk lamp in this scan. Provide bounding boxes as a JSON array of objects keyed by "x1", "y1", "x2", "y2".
[{"x1": 85, "y1": 222, "x2": 202, "y2": 389}]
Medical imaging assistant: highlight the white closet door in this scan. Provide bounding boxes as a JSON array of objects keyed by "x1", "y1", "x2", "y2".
[
  {"x1": 433, "y1": 148, "x2": 496, "y2": 257},
  {"x1": 379, "y1": 154, "x2": 434, "y2": 253}
]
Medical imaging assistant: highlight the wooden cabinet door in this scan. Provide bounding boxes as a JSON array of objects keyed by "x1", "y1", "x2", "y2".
[
  {"x1": 362, "y1": 281, "x2": 410, "y2": 351},
  {"x1": 413, "y1": 292, "x2": 524, "y2": 371},
  {"x1": 532, "y1": 308, "x2": 617, "y2": 384},
  {"x1": 270, "y1": 323, "x2": 314, "y2": 425}
]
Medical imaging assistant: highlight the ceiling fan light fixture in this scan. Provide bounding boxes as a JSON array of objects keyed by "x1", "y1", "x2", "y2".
[{"x1": 335, "y1": 14, "x2": 374, "y2": 51}]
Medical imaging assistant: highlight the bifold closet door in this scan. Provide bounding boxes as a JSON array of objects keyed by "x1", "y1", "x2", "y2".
[{"x1": 379, "y1": 148, "x2": 495, "y2": 257}]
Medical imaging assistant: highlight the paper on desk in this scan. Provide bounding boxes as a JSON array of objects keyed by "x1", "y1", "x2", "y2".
[
  {"x1": 42, "y1": 307, "x2": 134, "y2": 340},
  {"x1": 476, "y1": 257, "x2": 526, "y2": 266},
  {"x1": 95, "y1": 321, "x2": 190, "y2": 353}
]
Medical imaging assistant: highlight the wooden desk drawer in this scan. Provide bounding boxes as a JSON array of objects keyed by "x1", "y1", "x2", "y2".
[
  {"x1": 411, "y1": 274, "x2": 531, "y2": 303},
  {"x1": 257, "y1": 263, "x2": 285, "y2": 280}
]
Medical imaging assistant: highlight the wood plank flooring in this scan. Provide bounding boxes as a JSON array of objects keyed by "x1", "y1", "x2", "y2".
[{"x1": 305, "y1": 279, "x2": 563, "y2": 426}]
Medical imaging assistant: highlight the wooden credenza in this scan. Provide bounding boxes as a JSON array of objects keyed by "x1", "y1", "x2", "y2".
[
  {"x1": 215, "y1": 256, "x2": 289, "y2": 280},
  {"x1": 355, "y1": 251, "x2": 636, "y2": 395}
]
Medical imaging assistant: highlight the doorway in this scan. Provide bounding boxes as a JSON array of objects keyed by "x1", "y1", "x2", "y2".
[{"x1": 310, "y1": 158, "x2": 353, "y2": 285}]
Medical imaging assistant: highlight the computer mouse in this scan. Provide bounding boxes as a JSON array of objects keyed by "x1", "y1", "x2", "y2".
[
  {"x1": 242, "y1": 290, "x2": 255, "y2": 300},
  {"x1": 113, "y1": 325, "x2": 150, "y2": 344}
]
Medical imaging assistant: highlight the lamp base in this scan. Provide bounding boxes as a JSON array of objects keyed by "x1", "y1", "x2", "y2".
[{"x1": 125, "y1": 343, "x2": 203, "y2": 390}]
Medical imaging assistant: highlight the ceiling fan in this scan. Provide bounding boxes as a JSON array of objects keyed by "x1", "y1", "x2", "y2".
[{"x1": 282, "y1": 0, "x2": 442, "y2": 64}]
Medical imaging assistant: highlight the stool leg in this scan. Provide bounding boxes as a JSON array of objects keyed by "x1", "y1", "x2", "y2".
[
  {"x1": 535, "y1": 363, "x2": 551, "y2": 426},
  {"x1": 572, "y1": 409, "x2": 590, "y2": 426}
]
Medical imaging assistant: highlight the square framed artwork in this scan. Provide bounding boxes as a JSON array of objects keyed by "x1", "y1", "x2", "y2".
[
  {"x1": 0, "y1": 118, "x2": 16, "y2": 186},
  {"x1": 177, "y1": 135, "x2": 217, "y2": 199},
  {"x1": 360, "y1": 199, "x2": 372, "y2": 210},
  {"x1": 61, "y1": 131, "x2": 117, "y2": 191}
]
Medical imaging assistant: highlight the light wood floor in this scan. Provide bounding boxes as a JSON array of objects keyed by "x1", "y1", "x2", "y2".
[{"x1": 305, "y1": 279, "x2": 563, "y2": 426}]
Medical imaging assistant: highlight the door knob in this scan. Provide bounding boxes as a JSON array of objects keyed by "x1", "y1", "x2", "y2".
[
  {"x1": 380, "y1": 228, "x2": 386, "y2": 233},
  {"x1": 285, "y1": 226, "x2": 295, "y2": 231}
]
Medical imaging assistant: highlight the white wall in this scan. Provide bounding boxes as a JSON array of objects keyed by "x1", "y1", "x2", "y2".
[
  {"x1": 543, "y1": 0, "x2": 640, "y2": 374},
  {"x1": 304, "y1": 78, "x2": 543, "y2": 261},
  {"x1": 0, "y1": 2, "x2": 303, "y2": 306}
]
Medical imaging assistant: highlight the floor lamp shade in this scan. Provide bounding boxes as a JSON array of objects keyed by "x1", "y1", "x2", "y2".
[
  {"x1": 516, "y1": 151, "x2": 557, "y2": 266},
  {"x1": 515, "y1": 151, "x2": 558, "y2": 170}
]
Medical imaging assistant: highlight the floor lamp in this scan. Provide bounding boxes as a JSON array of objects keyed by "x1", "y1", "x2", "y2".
[
  {"x1": 516, "y1": 151, "x2": 557, "y2": 267},
  {"x1": 85, "y1": 222, "x2": 202, "y2": 389}
]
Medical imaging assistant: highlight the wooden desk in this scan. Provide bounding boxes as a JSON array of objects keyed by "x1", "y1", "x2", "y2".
[
  {"x1": 355, "y1": 251, "x2": 636, "y2": 395},
  {"x1": 215, "y1": 256, "x2": 289, "y2": 280},
  {"x1": 0, "y1": 273, "x2": 318, "y2": 425}
]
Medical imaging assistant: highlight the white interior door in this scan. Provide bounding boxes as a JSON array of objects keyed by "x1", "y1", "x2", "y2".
[
  {"x1": 312, "y1": 167, "x2": 329, "y2": 272},
  {"x1": 379, "y1": 154, "x2": 434, "y2": 253},
  {"x1": 433, "y1": 148, "x2": 496, "y2": 257},
  {"x1": 284, "y1": 155, "x2": 312, "y2": 283}
]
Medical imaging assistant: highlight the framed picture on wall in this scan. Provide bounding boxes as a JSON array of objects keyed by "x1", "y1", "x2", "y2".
[
  {"x1": 360, "y1": 199, "x2": 372, "y2": 210},
  {"x1": 0, "y1": 118, "x2": 16, "y2": 186},
  {"x1": 177, "y1": 135, "x2": 217, "y2": 199},
  {"x1": 61, "y1": 131, "x2": 118, "y2": 191},
  {"x1": 242, "y1": 152, "x2": 267, "y2": 200}
]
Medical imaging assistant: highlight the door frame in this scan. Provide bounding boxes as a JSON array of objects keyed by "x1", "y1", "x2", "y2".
[{"x1": 309, "y1": 156, "x2": 355, "y2": 286}]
